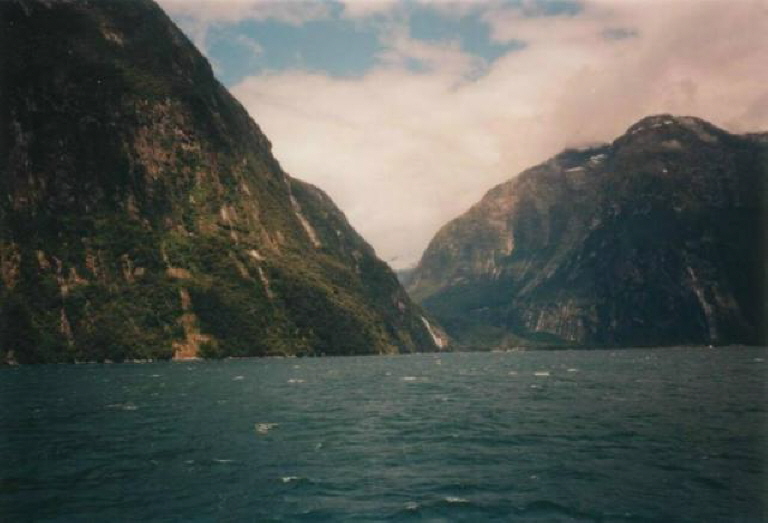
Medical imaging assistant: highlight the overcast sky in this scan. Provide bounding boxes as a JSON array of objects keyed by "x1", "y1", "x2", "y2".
[{"x1": 158, "y1": 0, "x2": 768, "y2": 269}]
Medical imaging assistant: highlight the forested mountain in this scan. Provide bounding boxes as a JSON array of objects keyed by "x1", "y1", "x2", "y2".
[
  {"x1": 0, "y1": 0, "x2": 446, "y2": 363},
  {"x1": 409, "y1": 115, "x2": 766, "y2": 348}
]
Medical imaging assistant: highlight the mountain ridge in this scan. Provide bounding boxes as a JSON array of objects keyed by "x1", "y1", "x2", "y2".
[
  {"x1": 409, "y1": 114, "x2": 767, "y2": 348},
  {"x1": 0, "y1": 0, "x2": 447, "y2": 363}
]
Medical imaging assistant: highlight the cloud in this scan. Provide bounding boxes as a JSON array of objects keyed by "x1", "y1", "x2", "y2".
[
  {"x1": 234, "y1": 34, "x2": 264, "y2": 56},
  {"x1": 158, "y1": 0, "x2": 334, "y2": 56},
  {"x1": 526, "y1": 0, "x2": 768, "y2": 137},
  {"x1": 338, "y1": 0, "x2": 491, "y2": 20},
  {"x1": 339, "y1": 0, "x2": 401, "y2": 19},
  {"x1": 224, "y1": 0, "x2": 767, "y2": 268},
  {"x1": 158, "y1": 0, "x2": 333, "y2": 25},
  {"x1": 377, "y1": 25, "x2": 486, "y2": 76}
]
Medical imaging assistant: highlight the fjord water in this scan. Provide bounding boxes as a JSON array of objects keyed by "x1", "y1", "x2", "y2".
[{"x1": 1, "y1": 348, "x2": 766, "y2": 522}]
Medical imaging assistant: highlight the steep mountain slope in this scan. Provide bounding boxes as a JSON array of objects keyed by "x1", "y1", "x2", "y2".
[
  {"x1": 0, "y1": 0, "x2": 445, "y2": 363},
  {"x1": 409, "y1": 115, "x2": 767, "y2": 348}
]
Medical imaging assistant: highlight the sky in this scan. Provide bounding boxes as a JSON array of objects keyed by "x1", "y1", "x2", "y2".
[{"x1": 158, "y1": 0, "x2": 768, "y2": 269}]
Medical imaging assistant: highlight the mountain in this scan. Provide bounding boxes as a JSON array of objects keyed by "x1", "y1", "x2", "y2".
[
  {"x1": 0, "y1": 0, "x2": 446, "y2": 363},
  {"x1": 409, "y1": 115, "x2": 767, "y2": 348},
  {"x1": 395, "y1": 266, "x2": 417, "y2": 287}
]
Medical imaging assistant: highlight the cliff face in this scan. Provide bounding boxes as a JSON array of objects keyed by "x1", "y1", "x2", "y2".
[
  {"x1": 409, "y1": 115, "x2": 767, "y2": 348},
  {"x1": 0, "y1": 0, "x2": 445, "y2": 363}
]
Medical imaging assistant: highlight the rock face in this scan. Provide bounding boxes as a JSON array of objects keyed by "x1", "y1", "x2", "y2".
[
  {"x1": 0, "y1": 0, "x2": 445, "y2": 363},
  {"x1": 409, "y1": 115, "x2": 767, "y2": 348}
]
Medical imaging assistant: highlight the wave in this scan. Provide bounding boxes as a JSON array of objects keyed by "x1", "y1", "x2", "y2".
[
  {"x1": 255, "y1": 422, "x2": 278, "y2": 434},
  {"x1": 106, "y1": 403, "x2": 138, "y2": 411}
]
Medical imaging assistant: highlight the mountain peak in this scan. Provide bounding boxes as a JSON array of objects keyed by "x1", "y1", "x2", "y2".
[
  {"x1": 409, "y1": 114, "x2": 766, "y2": 348},
  {"x1": 623, "y1": 114, "x2": 726, "y2": 143}
]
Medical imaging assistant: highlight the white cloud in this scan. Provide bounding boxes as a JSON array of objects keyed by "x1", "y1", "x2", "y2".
[
  {"x1": 225, "y1": 0, "x2": 767, "y2": 268},
  {"x1": 158, "y1": 0, "x2": 333, "y2": 56},
  {"x1": 377, "y1": 25, "x2": 485, "y2": 76},
  {"x1": 339, "y1": 0, "x2": 401, "y2": 19},
  {"x1": 234, "y1": 34, "x2": 264, "y2": 56},
  {"x1": 232, "y1": 65, "x2": 503, "y2": 266},
  {"x1": 339, "y1": 0, "x2": 485, "y2": 19},
  {"x1": 158, "y1": 0, "x2": 333, "y2": 25}
]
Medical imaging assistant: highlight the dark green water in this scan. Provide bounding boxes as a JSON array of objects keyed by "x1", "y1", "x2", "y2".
[{"x1": 1, "y1": 347, "x2": 766, "y2": 522}]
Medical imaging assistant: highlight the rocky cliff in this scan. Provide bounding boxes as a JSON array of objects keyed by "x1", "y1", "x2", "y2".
[
  {"x1": 409, "y1": 115, "x2": 766, "y2": 348},
  {"x1": 0, "y1": 0, "x2": 446, "y2": 363}
]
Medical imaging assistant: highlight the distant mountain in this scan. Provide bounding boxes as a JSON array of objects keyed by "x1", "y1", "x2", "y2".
[
  {"x1": 395, "y1": 267, "x2": 417, "y2": 287},
  {"x1": 409, "y1": 115, "x2": 767, "y2": 348},
  {"x1": 0, "y1": 0, "x2": 446, "y2": 363}
]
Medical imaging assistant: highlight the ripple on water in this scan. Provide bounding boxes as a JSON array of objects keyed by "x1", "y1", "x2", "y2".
[
  {"x1": 105, "y1": 403, "x2": 138, "y2": 411},
  {"x1": 2, "y1": 347, "x2": 765, "y2": 522}
]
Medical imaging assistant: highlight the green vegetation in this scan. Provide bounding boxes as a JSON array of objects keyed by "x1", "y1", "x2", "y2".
[
  {"x1": 410, "y1": 116, "x2": 767, "y2": 349},
  {"x1": 0, "y1": 0, "x2": 440, "y2": 363}
]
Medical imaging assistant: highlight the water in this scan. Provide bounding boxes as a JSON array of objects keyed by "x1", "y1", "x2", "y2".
[{"x1": 1, "y1": 347, "x2": 766, "y2": 522}]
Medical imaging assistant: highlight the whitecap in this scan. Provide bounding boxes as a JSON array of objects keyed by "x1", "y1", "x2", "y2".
[
  {"x1": 213, "y1": 459, "x2": 234, "y2": 464},
  {"x1": 232, "y1": 375, "x2": 245, "y2": 381},
  {"x1": 255, "y1": 422, "x2": 278, "y2": 434},
  {"x1": 287, "y1": 378, "x2": 305, "y2": 384},
  {"x1": 404, "y1": 501, "x2": 420, "y2": 511},
  {"x1": 567, "y1": 368, "x2": 578, "y2": 372},
  {"x1": 534, "y1": 371, "x2": 550, "y2": 377},
  {"x1": 281, "y1": 476, "x2": 301, "y2": 483},
  {"x1": 444, "y1": 496, "x2": 469, "y2": 504},
  {"x1": 106, "y1": 403, "x2": 138, "y2": 411},
  {"x1": 401, "y1": 376, "x2": 418, "y2": 381},
  {"x1": 754, "y1": 358, "x2": 764, "y2": 363},
  {"x1": 508, "y1": 371, "x2": 518, "y2": 376}
]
